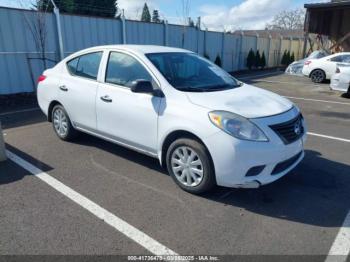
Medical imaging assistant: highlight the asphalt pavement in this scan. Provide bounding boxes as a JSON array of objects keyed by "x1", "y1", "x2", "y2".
[{"x1": 0, "y1": 71, "x2": 349, "y2": 261}]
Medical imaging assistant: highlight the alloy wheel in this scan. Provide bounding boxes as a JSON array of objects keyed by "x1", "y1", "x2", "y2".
[{"x1": 53, "y1": 108, "x2": 68, "y2": 137}]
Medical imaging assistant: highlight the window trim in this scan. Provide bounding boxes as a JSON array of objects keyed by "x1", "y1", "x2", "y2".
[
  {"x1": 65, "y1": 51, "x2": 103, "y2": 82},
  {"x1": 103, "y1": 50, "x2": 160, "y2": 90}
]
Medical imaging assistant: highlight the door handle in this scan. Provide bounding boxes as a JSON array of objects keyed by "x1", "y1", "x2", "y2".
[
  {"x1": 100, "y1": 95, "x2": 112, "y2": 103},
  {"x1": 59, "y1": 85, "x2": 68, "y2": 91}
]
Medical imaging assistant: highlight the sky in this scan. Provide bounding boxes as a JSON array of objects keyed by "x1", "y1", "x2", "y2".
[{"x1": 0, "y1": 0, "x2": 328, "y2": 30}]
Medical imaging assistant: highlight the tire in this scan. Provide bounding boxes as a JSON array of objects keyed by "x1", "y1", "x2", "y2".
[
  {"x1": 166, "y1": 138, "x2": 216, "y2": 194},
  {"x1": 310, "y1": 69, "x2": 326, "y2": 83},
  {"x1": 51, "y1": 104, "x2": 77, "y2": 141}
]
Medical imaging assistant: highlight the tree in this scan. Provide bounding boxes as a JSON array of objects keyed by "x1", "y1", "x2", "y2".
[
  {"x1": 246, "y1": 49, "x2": 255, "y2": 70},
  {"x1": 214, "y1": 54, "x2": 222, "y2": 67},
  {"x1": 34, "y1": 0, "x2": 118, "y2": 18},
  {"x1": 25, "y1": 0, "x2": 51, "y2": 70},
  {"x1": 290, "y1": 52, "x2": 295, "y2": 63},
  {"x1": 141, "y1": 3, "x2": 151, "y2": 22},
  {"x1": 152, "y1": 9, "x2": 161, "y2": 23},
  {"x1": 255, "y1": 50, "x2": 261, "y2": 68},
  {"x1": 281, "y1": 50, "x2": 292, "y2": 66},
  {"x1": 260, "y1": 52, "x2": 266, "y2": 69},
  {"x1": 266, "y1": 8, "x2": 305, "y2": 30},
  {"x1": 188, "y1": 17, "x2": 195, "y2": 27}
]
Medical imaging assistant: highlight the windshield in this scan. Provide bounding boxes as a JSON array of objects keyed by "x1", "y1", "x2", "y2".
[
  {"x1": 307, "y1": 50, "x2": 329, "y2": 59},
  {"x1": 146, "y1": 52, "x2": 241, "y2": 92}
]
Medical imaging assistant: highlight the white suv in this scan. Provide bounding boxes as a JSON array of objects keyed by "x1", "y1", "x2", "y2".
[
  {"x1": 302, "y1": 52, "x2": 350, "y2": 83},
  {"x1": 37, "y1": 45, "x2": 306, "y2": 194}
]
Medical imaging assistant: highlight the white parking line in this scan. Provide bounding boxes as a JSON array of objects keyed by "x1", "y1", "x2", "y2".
[
  {"x1": 6, "y1": 150, "x2": 178, "y2": 257},
  {"x1": 307, "y1": 132, "x2": 350, "y2": 143},
  {"x1": 325, "y1": 211, "x2": 350, "y2": 262},
  {"x1": 0, "y1": 108, "x2": 40, "y2": 117},
  {"x1": 287, "y1": 97, "x2": 350, "y2": 106}
]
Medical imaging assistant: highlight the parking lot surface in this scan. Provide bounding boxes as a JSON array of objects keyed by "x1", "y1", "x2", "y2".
[{"x1": 1, "y1": 71, "x2": 350, "y2": 260}]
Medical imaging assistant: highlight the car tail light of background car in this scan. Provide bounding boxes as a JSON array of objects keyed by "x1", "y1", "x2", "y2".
[
  {"x1": 304, "y1": 60, "x2": 312, "y2": 66},
  {"x1": 37, "y1": 75, "x2": 46, "y2": 83}
]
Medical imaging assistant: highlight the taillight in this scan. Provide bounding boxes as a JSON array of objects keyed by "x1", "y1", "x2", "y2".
[
  {"x1": 336, "y1": 67, "x2": 340, "y2": 73},
  {"x1": 37, "y1": 75, "x2": 46, "y2": 83},
  {"x1": 304, "y1": 60, "x2": 312, "y2": 66}
]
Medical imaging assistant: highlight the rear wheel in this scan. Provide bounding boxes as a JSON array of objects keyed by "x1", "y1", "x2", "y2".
[
  {"x1": 310, "y1": 69, "x2": 326, "y2": 83},
  {"x1": 166, "y1": 138, "x2": 216, "y2": 194},
  {"x1": 52, "y1": 105, "x2": 77, "y2": 141}
]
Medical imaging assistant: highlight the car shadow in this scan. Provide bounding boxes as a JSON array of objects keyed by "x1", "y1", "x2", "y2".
[
  {"x1": 201, "y1": 149, "x2": 350, "y2": 227},
  {"x1": 72, "y1": 132, "x2": 166, "y2": 174},
  {"x1": 0, "y1": 110, "x2": 46, "y2": 130},
  {"x1": 0, "y1": 143, "x2": 54, "y2": 185},
  {"x1": 69, "y1": 134, "x2": 350, "y2": 227}
]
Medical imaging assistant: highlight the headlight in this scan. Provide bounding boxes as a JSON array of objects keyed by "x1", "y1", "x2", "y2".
[{"x1": 208, "y1": 111, "x2": 268, "y2": 142}]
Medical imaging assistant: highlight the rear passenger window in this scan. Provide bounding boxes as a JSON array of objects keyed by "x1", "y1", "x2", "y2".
[{"x1": 67, "y1": 52, "x2": 102, "y2": 80}]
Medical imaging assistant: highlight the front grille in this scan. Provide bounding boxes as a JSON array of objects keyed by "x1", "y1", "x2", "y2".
[
  {"x1": 271, "y1": 151, "x2": 302, "y2": 175},
  {"x1": 269, "y1": 114, "x2": 304, "y2": 144}
]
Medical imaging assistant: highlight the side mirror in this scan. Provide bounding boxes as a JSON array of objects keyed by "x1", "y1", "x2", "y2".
[{"x1": 130, "y1": 80, "x2": 154, "y2": 94}]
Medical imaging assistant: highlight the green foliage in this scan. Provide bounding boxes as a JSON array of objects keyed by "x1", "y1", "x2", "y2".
[
  {"x1": 188, "y1": 17, "x2": 195, "y2": 27},
  {"x1": 152, "y1": 9, "x2": 161, "y2": 23},
  {"x1": 255, "y1": 50, "x2": 261, "y2": 68},
  {"x1": 260, "y1": 52, "x2": 266, "y2": 69},
  {"x1": 246, "y1": 49, "x2": 255, "y2": 70},
  {"x1": 281, "y1": 50, "x2": 288, "y2": 66},
  {"x1": 141, "y1": 3, "x2": 151, "y2": 22},
  {"x1": 214, "y1": 54, "x2": 222, "y2": 67},
  {"x1": 34, "y1": 0, "x2": 118, "y2": 18},
  {"x1": 290, "y1": 52, "x2": 295, "y2": 63}
]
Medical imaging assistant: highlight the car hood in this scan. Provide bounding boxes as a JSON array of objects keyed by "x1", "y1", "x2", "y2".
[{"x1": 185, "y1": 84, "x2": 293, "y2": 118}]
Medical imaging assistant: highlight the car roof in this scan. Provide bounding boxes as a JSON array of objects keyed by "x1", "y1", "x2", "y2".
[{"x1": 78, "y1": 45, "x2": 192, "y2": 55}]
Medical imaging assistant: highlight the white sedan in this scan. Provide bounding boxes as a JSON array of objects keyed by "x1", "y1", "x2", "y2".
[
  {"x1": 37, "y1": 45, "x2": 306, "y2": 194},
  {"x1": 330, "y1": 64, "x2": 350, "y2": 93},
  {"x1": 302, "y1": 52, "x2": 350, "y2": 83}
]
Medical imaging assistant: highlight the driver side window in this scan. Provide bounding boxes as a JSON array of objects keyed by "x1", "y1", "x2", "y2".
[{"x1": 105, "y1": 52, "x2": 152, "y2": 88}]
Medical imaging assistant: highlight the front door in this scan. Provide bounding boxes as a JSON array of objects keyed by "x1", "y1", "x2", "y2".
[{"x1": 96, "y1": 51, "x2": 162, "y2": 155}]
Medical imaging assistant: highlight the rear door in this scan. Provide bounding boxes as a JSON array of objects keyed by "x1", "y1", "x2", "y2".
[
  {"x1": 326, "y1": 55, "x2": 350, "y2": 78},
  {"x1": 58, "y1": 51, "x2": 103, "y2": 131}
]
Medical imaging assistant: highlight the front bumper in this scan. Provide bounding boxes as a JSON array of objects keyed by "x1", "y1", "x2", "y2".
[{"x1": 203, "y1": 107, "x2": 306, "y2": 188}]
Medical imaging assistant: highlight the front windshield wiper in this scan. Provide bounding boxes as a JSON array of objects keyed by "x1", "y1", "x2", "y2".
[{"x1": 176, "y1": 86, "x2": 208, "y2": 92}]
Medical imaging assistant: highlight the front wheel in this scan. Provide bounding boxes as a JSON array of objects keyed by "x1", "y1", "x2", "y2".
[
  {"x1": 52, "y1": 104, "x2": 77, "y2": 141},
  {"x1": 310, "y1": 69, "x2": 326, "y2": 83},
  {"x1": 166, "y1": 138, "x2": 216, "y2": 194}
]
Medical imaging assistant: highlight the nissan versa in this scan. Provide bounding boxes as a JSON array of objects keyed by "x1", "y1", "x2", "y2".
[{"x1": 37, "y1": 45, "x2": 307, "y2": 194}]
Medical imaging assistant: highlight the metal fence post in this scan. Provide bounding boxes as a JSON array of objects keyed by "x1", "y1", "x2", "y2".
[
  {"x1": 266, "y1": 33, "x2": 271, "y2": 67},
  {"x1": 121, "y1": 10, "x2": 126, "y2": 44},
  {"x1": 204, "y1": 28, "x2": 207, "y2": 56},
  {"x1": 221, "y1": 31, "x2": 225, "y2": 68},
  {"x1": 239, "y1": 31, "x2": 244, "y2": 69},
  {"x1": 51, "y1": 1, "x2": 64, "y2": 60},
  {"x1": 164, "y1": 20, "x2": 168, "y2": 46},
  {"x1": 279, "y1": 34, "x2": 283, "y2": 65},
  {"x1": 255, "y1": 31, "x2": 259, "y2": 52},
  {"x1": 196, "y1": 17, "x2": 201, "y2": 54},
  {"x1": 0, "y1": 122, "x2": 6, "y2": 162}
]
